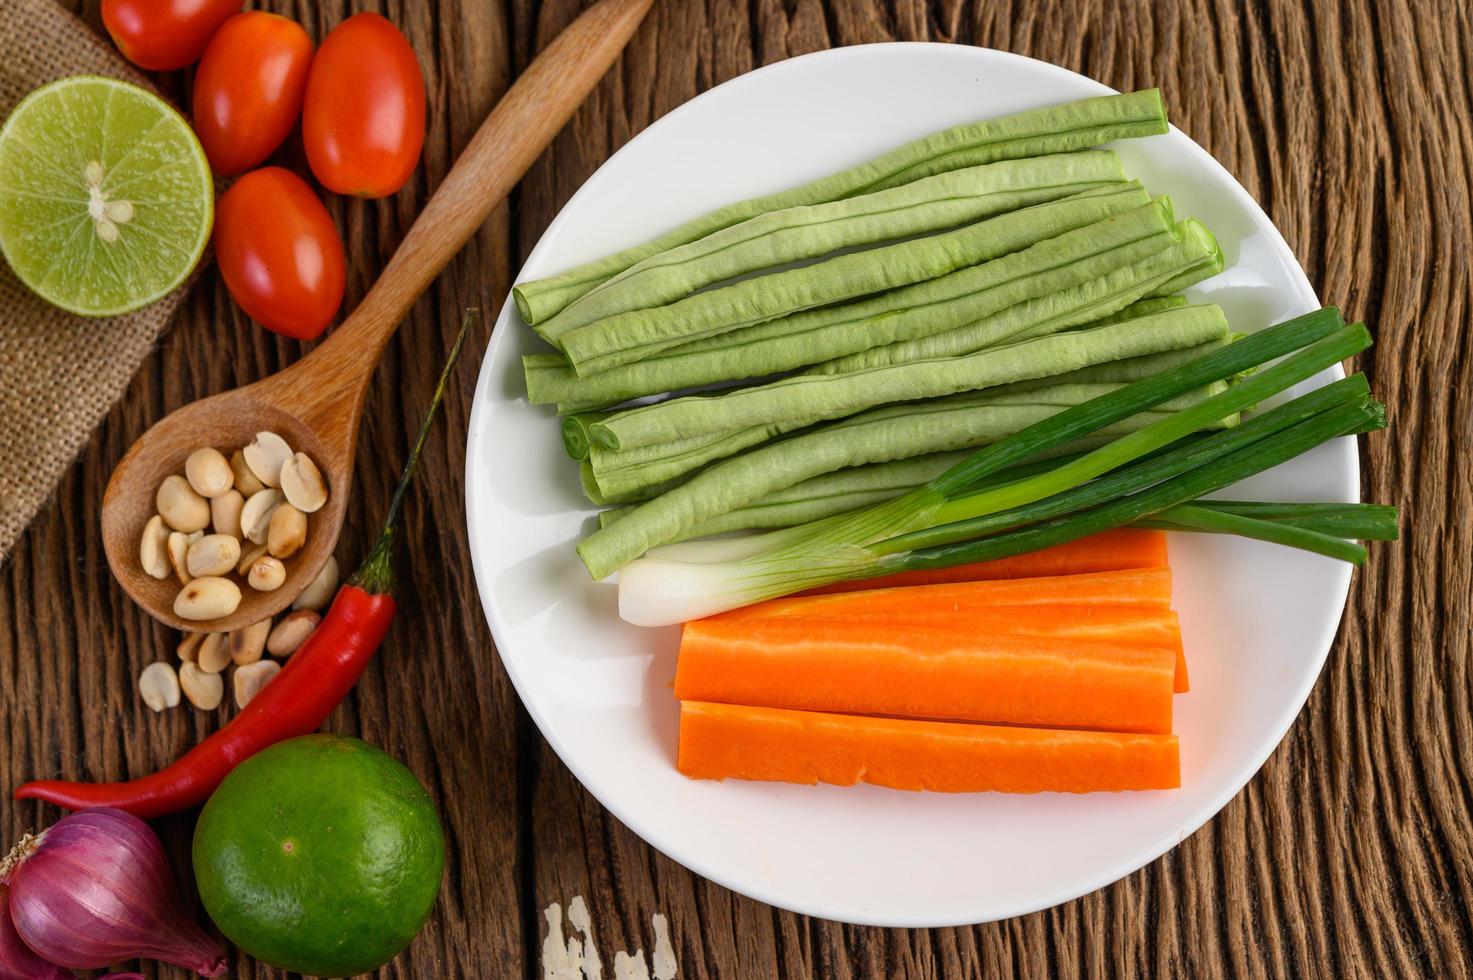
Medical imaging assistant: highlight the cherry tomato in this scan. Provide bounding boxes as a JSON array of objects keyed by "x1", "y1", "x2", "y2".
[
  {"x1": 213, "y1": 168, "x2": 346, "y2": 340},
  {"x1": 302, "y1": 13, "x2": 426, "y2": 198},
  {"x1": 192, "y1": 13, "x2": 313, "y2": 176},
  {"x1": 102, "y1": 0, "x2": 242, "y2": 72}
]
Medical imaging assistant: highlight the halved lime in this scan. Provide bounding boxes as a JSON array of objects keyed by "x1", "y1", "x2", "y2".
[{"x1": 0, "y1": 76, "x2": 213, "y2": 317}]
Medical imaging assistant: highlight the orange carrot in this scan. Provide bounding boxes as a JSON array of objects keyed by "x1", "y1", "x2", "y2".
[
  {"x1": 677, "y1": 701, "x2": 1181, "y2": 793},
  {"x1": 676, "y1": 618, "x2": 1175, "y2": 734},
  {"x1": 806, "y1": 527, "x2": 1167, "y2": 594},
  {"x1": 718, "y1": 567, "x2": 1188, "y2": 692},
  {"x1": 727, "y1": 567, "x2": 1174, "y2": 619}
]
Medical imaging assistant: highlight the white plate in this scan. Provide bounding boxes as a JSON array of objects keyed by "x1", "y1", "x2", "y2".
[{"x1": 466, "y1": 44, "x2": 1356, "y2": 927}]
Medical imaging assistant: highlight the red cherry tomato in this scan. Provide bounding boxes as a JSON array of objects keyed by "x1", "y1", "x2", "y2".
[
  {"x1": 302, "y1": 13, "x2": 426, "y2": 198},
  {"x1": 213, "y1": 168, "x2": 346, "y2": 341},
  {"x1": 102, "y1": 0, "x2": 242, "y2": 72},
  {"x1": 192, "y1": 13, "x2": 314, "y2": 176}
]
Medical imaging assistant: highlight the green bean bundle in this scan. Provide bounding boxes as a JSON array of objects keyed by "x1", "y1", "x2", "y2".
[
  {"x1": 512, "y1": 90, "x2": 1166, "y2": 324},
  {"x1": 523, "y1": 186, "x2": 1158, "y2": 406},
  {"x1": 811, "y1": 223, "x2": 1221, "y2": 374},
  {"x1": 555, "y1": 157, "x2": 1137, "y2": 374},
  {"x1": 590, "y1": 305, "x2": 1232, "y2": 452},
  {"x1": 576, "y1": 375, "x2": 1243, "y2": 575},
  {"x1": 512, "y1": 89, "x2": 1169, "y2": 324},
  {"x1": 537, "y1": 151, "x2": 1125, "y2": 342},
  {"x1": 595, "y1": 378, "x2": 1239, "y2": 539}
]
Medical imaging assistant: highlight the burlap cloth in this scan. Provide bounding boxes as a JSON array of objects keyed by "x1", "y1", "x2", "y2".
[{"x1": 0, "y1": 0, "x2": 193, "y2": 559}]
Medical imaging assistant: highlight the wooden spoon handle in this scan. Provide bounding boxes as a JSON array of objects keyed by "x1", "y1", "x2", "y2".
[{"x1": 285, "y1": 0, "x2": 653, "y2": 418}]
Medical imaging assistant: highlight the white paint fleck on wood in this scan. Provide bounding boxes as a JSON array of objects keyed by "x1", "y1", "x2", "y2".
[
  {"x1": 541, "y1": 896, "x2": 679, "y2": 979},
  {"x1": 614, "y1": 949, "x2": 651, "y2": 980},
  {"x1": 651, "y1": 914, "x2": 676, "y2": 980},
  {"x1": 569, "y1": 895, "x2": 604, "y2": 980},
  {"x1": 542, "y1": 903, "x2": 580, "y2": 980}
]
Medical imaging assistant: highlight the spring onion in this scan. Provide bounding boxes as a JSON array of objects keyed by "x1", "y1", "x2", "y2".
[
  {"x1": 582, "y1": 307, "x2": 1351, "y2": 582},
  {"x1": 617, "y1": 381, "x2": 1381, "y2": 624},
  {"x1": 1138, "y1": 500, "x2": 1400, "y2": 540},
  {"x1": 586, "y1": 379, "x2": 1229, "y2": 502}
]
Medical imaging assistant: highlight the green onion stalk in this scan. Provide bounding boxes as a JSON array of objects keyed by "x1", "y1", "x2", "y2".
[{"x1": 610, "y1": 308, "x2": 1392, "y2": 625}]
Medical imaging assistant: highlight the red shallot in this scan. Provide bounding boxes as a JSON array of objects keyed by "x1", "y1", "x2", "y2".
[
  {"x1": 0, "y1": 883, "x2": 71, "y2": 980},
  {"x1": 2, "y1": 808, "x2": 225, "y2": 976}
]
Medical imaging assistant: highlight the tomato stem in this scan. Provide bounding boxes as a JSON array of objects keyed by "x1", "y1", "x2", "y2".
[{"x1": 350, "y1": 308, "x2": 479, "y2": 595}]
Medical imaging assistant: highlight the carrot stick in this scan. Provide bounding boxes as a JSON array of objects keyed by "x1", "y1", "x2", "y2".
[
  {"x1": 676, "y1": 619, "x2": 1175, "y2": 733},
  {"x1": 805, "y1": 527, "x2": 1167, "y2": 594},
  {"x1": 727, "y1": 567, "x2": 1174, "y2": 618},
  {"x1": 678, "y1": 701, "x2": 1181, "y2": 793},
  {"x1": 718, "y1": 567, "x2": 1188, "y2": 692},
  {"x1": 738, "y1": 604, "x2": 1182, "y2": 666}
]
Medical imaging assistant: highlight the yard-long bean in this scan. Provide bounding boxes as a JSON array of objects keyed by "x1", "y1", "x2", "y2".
[
  {"x1": 578, "y1": 309, "x2": 1350, "y2": 579},
  {"x1": 809, "y1": 223, "x2": 1220, "y2": 374},
  {"x1": 513, "y1": 89, "x2": 1169, "y2": 324},
  {"x1": 524, "y1": 185, "x2": 1158, "y2": 404},
  {"x1": 590, "y1": 305, "x2": 1231, "y2": 452},
  {"x1": 555, "y1": 171, "x2": 1156, "y2": 375},
  {"x1": 537, "y1": 151, "x2": 1125, "y2": 342},
  {"x1": 587, "y1": 375, "x2": 1229, "y2": 500}
]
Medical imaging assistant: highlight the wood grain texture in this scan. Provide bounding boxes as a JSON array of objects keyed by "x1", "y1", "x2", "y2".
[
  {"x1": 2, "y1": 0, "x2": 1469, "y2": 977},
  {"x1": 97, "y1": 0, "x2": 652, "y2": 637}
]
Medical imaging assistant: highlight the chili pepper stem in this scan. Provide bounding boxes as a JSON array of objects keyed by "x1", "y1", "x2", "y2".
[{"x1": 349, "y1": 308, "x2": 478, "y2": 595}]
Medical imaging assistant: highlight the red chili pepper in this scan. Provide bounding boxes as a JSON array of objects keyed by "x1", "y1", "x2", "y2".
[{"x1": 15, "y1": 311, "x2": 477, "y2": 819}]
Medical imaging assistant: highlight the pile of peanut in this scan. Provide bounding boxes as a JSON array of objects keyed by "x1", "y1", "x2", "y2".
[
  {"x1": 138, "y1": 432, "x2": 329, "y2": 621},
  {"x1": 137, "y1": 557, "x2": 338, "y2": 712}
]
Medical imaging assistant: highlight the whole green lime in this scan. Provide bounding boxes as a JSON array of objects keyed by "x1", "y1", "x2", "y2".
[{"x1": 193, "y1": 735, "x2": 445, "y2": 977}]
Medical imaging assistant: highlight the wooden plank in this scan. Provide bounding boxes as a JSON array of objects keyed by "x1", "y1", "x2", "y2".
[{"x1": 0, "y1": 0, "x2": 1468, "y2": 977}]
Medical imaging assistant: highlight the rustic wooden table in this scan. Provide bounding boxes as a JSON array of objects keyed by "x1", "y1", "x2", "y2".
[{"x1": 2, "y1": 1, "x2": 1468, "y2": 977}]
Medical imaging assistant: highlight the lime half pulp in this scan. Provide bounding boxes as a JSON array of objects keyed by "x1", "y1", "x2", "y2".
[{"x1": 0, "y1": 76, "x2": 213, "y2": 316}]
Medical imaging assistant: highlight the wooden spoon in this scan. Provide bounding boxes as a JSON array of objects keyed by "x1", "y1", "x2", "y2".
[{"x1": 101, "y1": 0, "x2": 653, "y2": 633}]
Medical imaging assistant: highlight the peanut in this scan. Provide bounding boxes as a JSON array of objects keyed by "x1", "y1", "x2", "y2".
[
  {"x1": 177, "y1": 631, "x2": 206, "y2": 663},
  {"x1": 139, "y1": 515, "x2": 170, "y2": 579},
  {"x1": 231, "y1": 449, "x2": 266, "y2": 496},
  {"x1": 233, "y1": 659, "x2": 281, "y2": 709},
  {"x1": 196, "y1": 632, "x2": 231, "y2": 674},
  {"x1": 240, "y1": 488, "x2": 284, "y2": 545},
  {"x1": 237, "y1": 541, "x2": 269, "y2": 576},
  {"x1": 243, "y1": 431, "x2": 293, "y2": 488},
  {"x1": 138, "y1": 662, "x2": 180, "y2": 712},
  {"x1": 267, "y1": 503, "x2": 307, "y2": 559},
  {"x1": 156, "y1": 474, "x2": 210, "y2": 532},
  {"x1": 179, "y1": 662, "x2": 224, "y2": 710},
  {"x1": 187, "y1": 534, "x2": 241, "y2": 578},
  {"x1": 267, "y1": 610, "x2": 319, "y2": 657},
  {"x1": 248, "y1": 555, "x2": 287, "y2": 592},
  {"x1": 293, "y1": 556, "x2": 340, "y2": 611},
  {"x1": 211, "y1": 489, "x2": 245, "y2": 539},
  {"x1": 167, "y1": 531, "x2": 193, "y2": 585},
  {"x1": 280, "y1": 453, "x2": 328, "y2": 513},
  {"x1": 174, "y1": 576, "x2": 242, "y2": 621},
  {"x1": 184, "y1": 448, "x2": 233, "y2": 498},
  {"x1": 229, "y1": 620, "x2": 271, "y2": 666}
]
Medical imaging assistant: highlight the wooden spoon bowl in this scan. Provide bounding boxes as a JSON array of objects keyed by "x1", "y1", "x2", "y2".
[
  {"x1": 102, "y1": 367, "x2": 357, "y2": 633},
  {"x1": 99, "y1": 0, "x2": 654, "y2": 633}
]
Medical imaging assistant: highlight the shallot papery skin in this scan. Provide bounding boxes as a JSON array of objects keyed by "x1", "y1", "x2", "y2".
[{"x1": 5, "y1": 808, "x2": 226, "y2": 976}]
